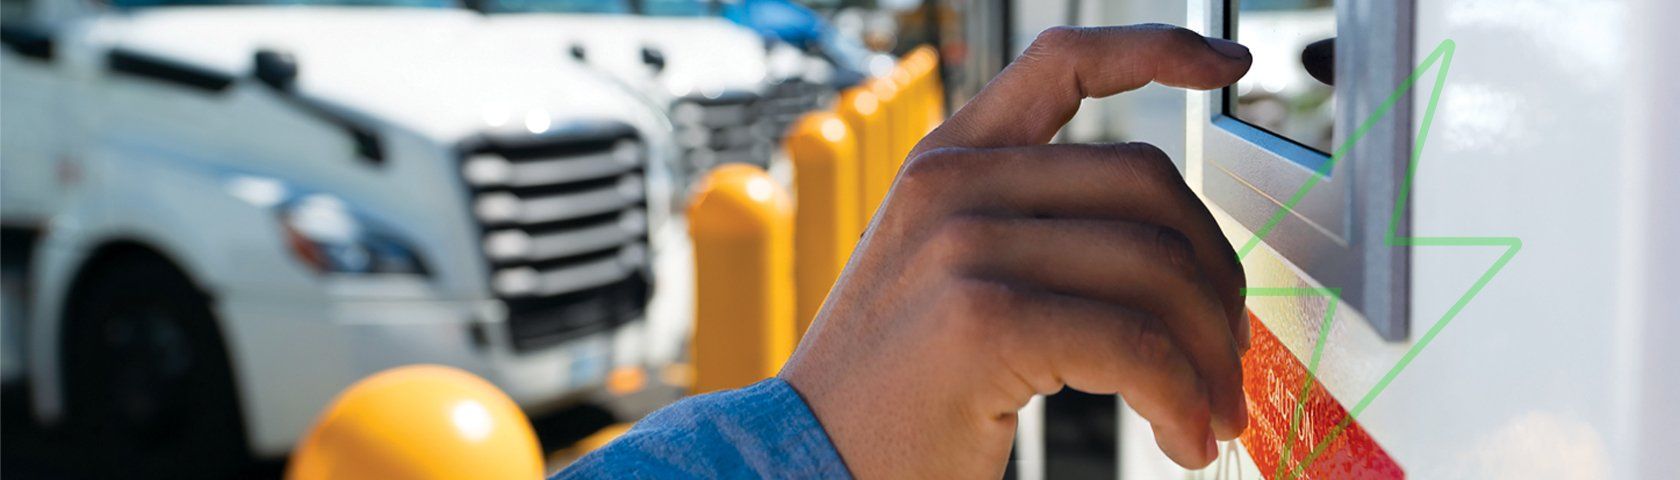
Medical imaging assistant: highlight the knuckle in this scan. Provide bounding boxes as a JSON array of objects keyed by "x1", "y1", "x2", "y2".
[
  {"x1": 1030, "y1": 25, "x2": 1084, "y2": 52},
  {"x1": 1125, "y1": 318, "x2": 1181, "y2": 371},
  {"x1": 929, "y1": 216, "x2": 995, "y2": 265},
  {"x1": 897, "y1": 147, "x2": 966, "y2": 199},
  {"x1": 941, "y1": 278, "x2": 1018, "y2": 334},
  {"x1": 1114, "y1": 142, "x2": 1175, "y2": 174},
  {"x1": 902, "y1": 147, "x2": 960, "y2": 178},
  {"x1": 1150, "y1": 226, "x2": 1198, "y2": 278},
  {"x1": 1105, "y1": 142, "x2": 1180, "y2": 193}
]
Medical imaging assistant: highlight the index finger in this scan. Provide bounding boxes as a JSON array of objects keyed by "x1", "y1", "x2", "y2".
[{"x1": 915, "y1": 24, "x2": 1251, "y2": 154}]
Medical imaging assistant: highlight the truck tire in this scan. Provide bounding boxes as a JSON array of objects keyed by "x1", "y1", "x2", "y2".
[{"x1": 63, "y1": 253, "x2": 249, "y2": 479}]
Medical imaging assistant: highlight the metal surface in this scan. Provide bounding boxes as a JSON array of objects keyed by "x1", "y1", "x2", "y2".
[
  {"x1": 1122, "y1": 1, "x2": 1680, "y2": 478},
  {"x1": 1200, "y1": 0, "x2": 1413, "y2": 341}
]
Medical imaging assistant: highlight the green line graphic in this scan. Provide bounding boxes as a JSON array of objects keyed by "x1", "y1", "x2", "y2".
[{"x1": 1228, "y1": 39, "x2": 1524, "y2": 478}]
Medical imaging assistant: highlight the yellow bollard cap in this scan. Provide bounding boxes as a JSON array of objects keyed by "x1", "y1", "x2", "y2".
[
  {"x1": 787, "y1": 112, "x2": 857, "y2": 167},
  {"x1": 688, "y1": 163, "x2": 794, "y2": 239},
  {"x1": 287, "y1": 365, "x2": 544, "y2": 480},
  {"x1": 868, "y1": 76, "x2": 899, "y2": 104},
  {"x1": 907, "y1": 46, "x2": 938, "y2": 71},
  {"x1": 837, "y1": 87, "x2": 880, "y2": 119},
  {"x1": 890, "y1": 64, "x2": 916, "y2": 93},
  {"x1": 920, "y1": 55, "x2": 942, "y2": 82},
  {"x1": 907, "y1": 46, "x2": 946, "y2": 130}
]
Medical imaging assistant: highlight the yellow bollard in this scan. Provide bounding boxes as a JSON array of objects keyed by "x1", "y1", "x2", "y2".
[
  {"x1": 890, "y1": 65, "x2": 921, "y2": 169},
  {"x1": 922, "y1": 51, "x2": 946, "y2": 127},
  {"x1": 835, "y1": 87, "x2": 889, "y2": 226},
  {"x1": 900, "y1": 49, "x2": 930, "y2": 137},
  {"x1": 785, "y1": 112, "x2": 860, "y2": 337},
  {"x1": 906, "y1": 46, "x2": 946, "y2": 133},
  {"x1": 865, "y1": 77, "x2": 903, "y2": 216},
  {"x1": 288, "y1": 365, "x2": 544, "y2": 480},
  {"x1": 687, "y1": 164, "x2": 796, "y2": 394}
]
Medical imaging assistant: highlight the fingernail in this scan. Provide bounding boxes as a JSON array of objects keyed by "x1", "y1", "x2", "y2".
[
  {"x1": 1205, "y1": 432, "x2": 1220, "y2": 463},
  {"x1": 1205, "y1": 37, "x2": 1251, "y2": 59}
]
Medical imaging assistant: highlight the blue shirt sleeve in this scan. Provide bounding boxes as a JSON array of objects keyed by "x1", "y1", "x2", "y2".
[{"x1": 553, "y1": 378, "x2": 852, "y2": 479}]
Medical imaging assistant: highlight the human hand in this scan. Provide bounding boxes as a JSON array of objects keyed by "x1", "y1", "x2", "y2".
[{"x1": 778, "y1": 24, "x2": 1253, "y2": 477}]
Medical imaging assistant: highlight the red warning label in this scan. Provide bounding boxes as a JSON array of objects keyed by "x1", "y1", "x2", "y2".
[{"x1": 1240, "y1": 313, "x2": 1404, "y2": 479}]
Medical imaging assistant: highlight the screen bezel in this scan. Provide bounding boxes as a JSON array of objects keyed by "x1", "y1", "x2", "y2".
[
  {"x1": 1221, "y1": 1, "x2": 1338, "y2": 165},
  {"x1": 1195, "y1": 0, "x2": 1414, "y2": 341}
]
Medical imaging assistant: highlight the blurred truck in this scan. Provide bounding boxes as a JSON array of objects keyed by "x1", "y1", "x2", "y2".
[
  {"x1": 0, "y1": 0, "x2": 689, "y2": 474},
  {"x1": 470, "y1": 0, "x2": 833, "y2": 183}
]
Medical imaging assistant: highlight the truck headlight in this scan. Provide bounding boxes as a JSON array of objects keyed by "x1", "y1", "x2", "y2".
[{"x1": 277, "y1": 194, "x2": 429, "y2": 276}]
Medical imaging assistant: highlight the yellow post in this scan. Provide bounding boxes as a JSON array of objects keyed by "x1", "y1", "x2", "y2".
[
  {"x1": 835, "y1": 87, "x2": 889, "y2": 225},
  {"x1": 900, "y1": 49, "x2": 929, "y2": 137},
  {"x1": 923, "y1": 51, "x2": 946, "y2": 126},
  {"x1": 890, "y1": 65, "x2": 920, "y2": 169},
  {"x1": 785, "y1": 112, "x2": 860, "y2": 337},
  {"x1": 906, "y1": 46, "x2": 945, "y2": 133},
  {"x1": 288, "y1": 365, "x2": 543, "y2": 480},
  {"x1": 687, "y1": 164, "x2": 796, "y2": 394},
  {"x1": 865, "y1": 77, "x2": 902, "y2": 215}
]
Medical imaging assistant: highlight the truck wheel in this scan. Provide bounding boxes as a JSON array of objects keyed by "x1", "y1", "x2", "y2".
[{"x1": 63, "y1": 253, "x2": 249, "y2": 479}]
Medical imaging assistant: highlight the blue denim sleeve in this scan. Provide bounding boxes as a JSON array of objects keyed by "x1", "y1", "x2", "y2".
[{"x1": 553, "y1": 378, "x2": 852, "y2": 479}]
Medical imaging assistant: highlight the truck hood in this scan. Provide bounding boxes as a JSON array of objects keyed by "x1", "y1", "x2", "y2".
[
  {"x1": 84, "y1": 6, "x2": 659, "y2": 141},
  {"x1": 483, "y1": 14, "x2": 770, "y2": 100}
]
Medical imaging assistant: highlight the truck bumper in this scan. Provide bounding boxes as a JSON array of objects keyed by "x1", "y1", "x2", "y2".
[{"x1": 218, "y1": 287, "x2": 649, "y2": 458}]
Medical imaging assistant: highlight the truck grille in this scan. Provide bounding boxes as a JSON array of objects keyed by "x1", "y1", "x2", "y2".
[
  {"x1": 669, "y1": 81, "x2": 830, "y2": 178},
  {"x1": 460, "y1": 123, "x2": 652, "y2": 353},
  {"x1": 761, "y1": 78, "x2": 828, "y2": 143},
  {"x1": 671, "y1": 91, "x2": 772, "y2": 177}
]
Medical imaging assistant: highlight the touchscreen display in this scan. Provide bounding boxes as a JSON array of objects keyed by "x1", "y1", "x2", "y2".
[{"x1": 1228, "y1": 0, "x2": 1336, "y2": 154}]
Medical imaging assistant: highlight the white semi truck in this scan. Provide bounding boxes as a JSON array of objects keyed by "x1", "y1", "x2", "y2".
[
  {"x1": 0, "y1": 0, "x2": 689, "y2": 475},
  {"x1": 471, "y1": 0, "x2": 833, "y2": 182}
]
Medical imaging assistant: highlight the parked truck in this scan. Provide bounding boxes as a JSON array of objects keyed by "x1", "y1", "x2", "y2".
[
  {"x1": 0, "y1": 0, "x2": 689, "y2": 475},
  {"x1": 471, "y1": 0, "x2": 834, "y2": 184}
]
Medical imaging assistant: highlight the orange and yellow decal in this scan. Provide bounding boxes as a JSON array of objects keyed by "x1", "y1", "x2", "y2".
[{"x1": 1240, "y1": 313, "x2": 1403, "y2": 480}]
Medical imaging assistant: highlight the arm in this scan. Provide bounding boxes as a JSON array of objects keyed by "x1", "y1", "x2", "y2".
[{"x1": 554, "y1": 379, "x2": 850, "y2": 479}]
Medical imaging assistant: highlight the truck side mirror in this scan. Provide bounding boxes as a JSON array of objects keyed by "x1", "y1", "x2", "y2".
[
  {"x1": 254, "y1": 49, "x2": 298, "y2": 90},
  {"x1": 641, "y1": 46, "x2": 666, "y2": 73}
]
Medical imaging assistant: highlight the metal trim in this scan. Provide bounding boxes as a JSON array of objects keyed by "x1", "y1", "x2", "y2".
[{"x1": 1197, "y1": 0, "x2": 1413, "y2": 341}]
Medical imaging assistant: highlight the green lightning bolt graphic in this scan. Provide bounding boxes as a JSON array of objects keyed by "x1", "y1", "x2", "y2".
[{"x1": 1228, "y1": 39, "x2": 1523, "y2": 479}]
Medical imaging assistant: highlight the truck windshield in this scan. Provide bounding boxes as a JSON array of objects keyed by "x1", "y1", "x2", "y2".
[
  {"x1": 640, "y1": 0, "x2": 709, "y2": 16},
  {"x1": 111, "y1": 0, "x2": 455, "y2": 7}
]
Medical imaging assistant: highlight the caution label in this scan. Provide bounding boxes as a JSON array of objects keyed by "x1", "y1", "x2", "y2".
[{"x1": 1240, "y1": 313, "x2": 1404, "y2": 480}]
